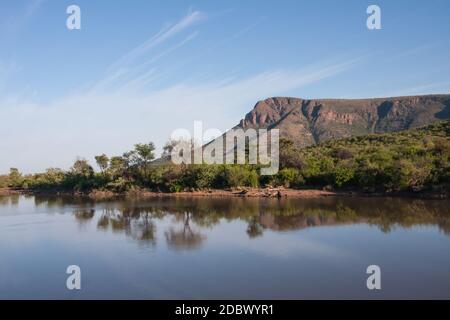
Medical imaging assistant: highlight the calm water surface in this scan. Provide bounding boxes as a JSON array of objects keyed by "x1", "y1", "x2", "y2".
[{"x1": 0, "y1": 195, "x2": 449, "y2": 299}]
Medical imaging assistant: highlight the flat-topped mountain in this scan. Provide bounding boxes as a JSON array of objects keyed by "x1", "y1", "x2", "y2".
[{"x1": 236, "y1": 94, "x2": 450, "y2": 147}]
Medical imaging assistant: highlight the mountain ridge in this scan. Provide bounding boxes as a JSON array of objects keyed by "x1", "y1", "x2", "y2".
[{"x1": 234, "y1": 94, "x2": 450, "y2": 147}]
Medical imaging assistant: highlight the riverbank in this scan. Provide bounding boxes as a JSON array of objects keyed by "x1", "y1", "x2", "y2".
[
  {"x1": 0, "y1": 188, "x2": 19, "y2": 196},
  {"x1": 17, "y1": 187, "x2": 342, "y2": 200},
  {"x1": 5, "y1": 186, "x2": 448, "y2": 200},
  {"x1": 126, "y1": 188, "x2": 341, "y2": 199}
]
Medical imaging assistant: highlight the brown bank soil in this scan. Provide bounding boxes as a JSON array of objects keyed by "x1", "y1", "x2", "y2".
[
  {"x1": 127, "y1": 188, "x2": 341, "y2": 199},
  {"x1": 3, "y1": 187, "x2": 448, "y2": 201},
  {"x1": 22, "y1": 187, "x2": 343, "y2": 200},
  {"x1": 121, "y1": 187, "x2": 449, "y2": 200},
  {"x1": 0, "y1": 188, "x2": 19, "y2": 196}
]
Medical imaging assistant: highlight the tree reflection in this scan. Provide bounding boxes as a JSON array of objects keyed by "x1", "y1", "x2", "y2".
[
  {"x1": 74, "y1": 209, "x2": 95, "y2": 220},
  {"x1": 0, "y1": 195, "x2": 20, "y2": 206},
  {"x1": 165, "y1": 212, "x2": 206, "y2": 250},
  {"x1": 6, "y1": 195, "x2": 448, "y2": 251},
  {"x1": 97, "y1": 207, "x2": 156, "y2": 246},
  {"x1": 247, "y1": 216, "x2": 264, "y2": 238}
]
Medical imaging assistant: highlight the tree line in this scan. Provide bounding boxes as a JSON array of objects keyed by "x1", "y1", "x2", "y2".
[{"x1": 1, "y1": 120, "x2": 449, "y2": 195}]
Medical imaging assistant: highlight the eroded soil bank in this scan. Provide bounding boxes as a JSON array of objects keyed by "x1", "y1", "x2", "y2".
[
  {"x1": 4, "y1": 186, "x2": 447, "y2": 201},
  {"x1": 0, "y1": 188, "x2": 19, "y2": 196}
]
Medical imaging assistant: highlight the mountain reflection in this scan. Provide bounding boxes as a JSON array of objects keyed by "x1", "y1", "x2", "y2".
[{"x1": 31, "y1": 196, "x2": 450, "y2": 249}]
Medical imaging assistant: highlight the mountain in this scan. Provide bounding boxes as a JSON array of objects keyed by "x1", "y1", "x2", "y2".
[{"x1": 235, "y1": 94, "x2": 450, "y2": 147}]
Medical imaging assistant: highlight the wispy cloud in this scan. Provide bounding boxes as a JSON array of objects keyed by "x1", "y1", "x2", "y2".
[
  {"x1": 389, "y1": 43, "x2": 438, "y2": 61},
  {"x1": 24, "y1": 0, "x2": 45, "y2": 19},
  {"x1": 109, "y1": 10, "x2": 205, "y2": 70},
  {"x1": 0, "y1": 58, "x2": 356, "y2": 173},
  {"x1": 1, "y1": 0, "x2": 45, "y2": 35},
  {"x1": 389, "y1": 81, "x2": 450, "y2": 97},
  {"x1": 93, "y1": 11, "x2": 205, "y2": 93},
  {"x1": 0, "y1": 8, "x2": 358, "y2": 173},
  {"x1": 93, "y1": 31, "x2": 199, "y2": 93},
  {"x1": 0, "y1": 62, "x2": 21, "y2": 92}
]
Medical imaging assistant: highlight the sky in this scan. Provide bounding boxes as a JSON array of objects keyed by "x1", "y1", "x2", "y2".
[{"x1": 1, "y1": 0, "x2": 450, "y2": 173}]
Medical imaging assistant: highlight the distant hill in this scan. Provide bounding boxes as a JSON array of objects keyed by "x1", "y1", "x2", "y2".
[
  {"x1": 157, "y1": 94, "x2": 450, "y2": 165},
  {"x1": 235, "y1": 94, "x2": 450, "y2": 147}
]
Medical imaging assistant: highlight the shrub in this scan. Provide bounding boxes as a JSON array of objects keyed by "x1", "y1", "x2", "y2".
[
  {"x1": 333, "y1": 165, "x2": 355, "y2": 187},
  {"x1": 275, "y1": 168, "x2": 303, "y2": 188},
  {"x1": 225, "y1": 166, "x2": 259, "y2": 188}
]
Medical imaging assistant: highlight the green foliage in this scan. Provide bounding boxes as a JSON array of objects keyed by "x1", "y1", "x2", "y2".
[
  {"x1": 23, "y1": 168, "x2": 65, "y2": 190},
  {"x1": 0, "y1": 175, "x2": 8, "y2": 188},
  {"x1": 2, "y1": 120, "x2": 448, "y2": 195},
  {"x1": 105, "y1": 177, "x2": 130, "y2": 193},
  {"x1": 109, "y1": 156, "x2": 127, "y2": 179},
  {"x1": 131, "y1": 143, "x2": 155, "y2": 177},
  {"x1": 225, "y1": 166, "x2": 259, "y2": 188},
  {"x1": 181, "y1": 165, "x2": 222, "y2": 189},
  {"x1": 279, "y1": 138, "x2": 305, "y2": 169},
  {"x1": 95, "y1": 154, "x2": 109, "y2": 173},
  {"x1": 71, "y1": 159, "x2": 94, "y2": 177},
  {"x1": 333, "y1": 164, "x2": 355, "y2": 187},
  {"x1": 8, "y1": 168, "x2": 23, "y2": 188},
  {"x1": 274, "y1": 168, "x2": 304, "y2": 188},
  {"x1": 290, "y1": 120, "x2": 450, "y2": 192}
]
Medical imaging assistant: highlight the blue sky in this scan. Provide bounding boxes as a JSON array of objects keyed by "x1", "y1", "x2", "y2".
[{"x1": 1, "y1": 0, "x2": 450, "y2": 172}]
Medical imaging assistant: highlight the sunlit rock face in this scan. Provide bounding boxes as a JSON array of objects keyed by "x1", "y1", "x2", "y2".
[{"x1": 237, "y1": 94, "x2": 450, "y2": 148}]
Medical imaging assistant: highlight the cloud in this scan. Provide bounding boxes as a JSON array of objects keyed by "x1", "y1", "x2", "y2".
[
  {"x1": 0, "y1": 8, "x2": 357, "y2": 173},
  {"x1": 388, "y1": 81, "x2": 450, "y2": 97},
  {"x1": 0, "y1": 62, "x2": 22, "y2": 92},
  {"x1": 108, "y1": 10, "x2": 206, "y2": 71},
  {"x1": 0, "y1": 58, "x2": 356, "y2": 173},
  {"x1": 93, "y1": 31, "x2": 199, "y2": 93},
  {"x1": 1, "y1": 0, "x2": 45, "y2": 35},
  {"x1": 24, "y1": 0, "x2": 45, "y2": 18},
  {"x1": 207, "y1": 222, "x2": 355, "y2": 259},
  {"x1": 93, "y1": 11, "x2": 205, "y2": 93}
]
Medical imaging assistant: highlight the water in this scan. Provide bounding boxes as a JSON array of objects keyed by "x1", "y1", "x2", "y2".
[{"x1": 0, "y1": 195, "x2": 449, "y2": 299}]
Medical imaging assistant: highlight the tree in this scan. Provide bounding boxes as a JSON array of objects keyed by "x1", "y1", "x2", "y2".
[
  {"x1": 279, "y1": 138, "x2": 305, "y2": 169},
  {"x1": 8, "y1": 168, "x2": 23, "y2": 188},
  {"x1": 71, "y1": 158, "x2": 94, "y2": 177},
  {"x1": 0, "y1": 175, "x2": 8, "y2": 188},
  {"x1": 132, "y1": 143, "x2": 155, "y2": 178},
  {"x1": 109, "y1": 156, "x2": 127, "y2": 178},
  {"x1": 162, "y1": 139, "x2": 178, "y2": 159},
  {"x1": 95, "y1": 154, "x2": 109, "y2": 174}
]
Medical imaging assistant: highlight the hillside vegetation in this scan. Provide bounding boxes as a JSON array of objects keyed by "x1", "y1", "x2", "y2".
[
  {"x1": 278, "y1": 119, "x2": 449, "y2": 193},
  {"x1": 0, "y1": 120, "x2": 449, "y2": 197}
]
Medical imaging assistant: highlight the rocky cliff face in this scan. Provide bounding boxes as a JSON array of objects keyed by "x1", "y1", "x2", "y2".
[{"x1": 237, "y1": 95, "x2": 450, "y2": 147}]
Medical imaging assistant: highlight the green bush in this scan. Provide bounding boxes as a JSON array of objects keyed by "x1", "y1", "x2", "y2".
[
  {"x1": 3, "y1": 120, "x2": 447, "y2": 195},
  {"x1": 275, "y1": 168, "x2": 303, "y2": 188},
  {"x1": 333, "y1": 164, "x2": 355, "y2": 187},
  {"x1": 225, "y1": 166, "x2": 259, "y2": 188}
]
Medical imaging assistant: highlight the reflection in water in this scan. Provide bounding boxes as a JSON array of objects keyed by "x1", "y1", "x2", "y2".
[
  {"x1": 47, "y1": 196, "x2": 450, "y2": 249},
  {"x1": 165, "y1": 212, "x2": 206, "y2": 250},
  {"x1": 1, "y1": 194, "x2": 449, "y2": 299},
  {"x1": 0, "y1": 194, "x2": 20, "y2": 206},
  {"x1": 247, "y1": 216, "x2": 264, "y2": 238},
  {"x1": 74, "y1": 209, "x2": 95, "y2": 223},
  {"x1": 96, "y1": 208, "x2": 156, "y2": 246}
]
